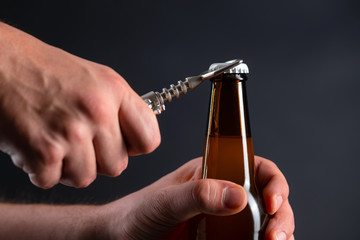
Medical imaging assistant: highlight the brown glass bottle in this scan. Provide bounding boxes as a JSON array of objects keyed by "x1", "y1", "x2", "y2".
[{"x1": 190, "y1": 63, "x2": 268, "y2": 240}]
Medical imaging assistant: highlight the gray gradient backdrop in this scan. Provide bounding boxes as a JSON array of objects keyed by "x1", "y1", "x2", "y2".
[{"x1": 1, "y1": 0, "x2": 360, "y2": 239}]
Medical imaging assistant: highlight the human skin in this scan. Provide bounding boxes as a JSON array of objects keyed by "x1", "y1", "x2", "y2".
[
  {"x1": 0, "y1": 157, "x2": 295, "y2": 240},
  {"x1": 0, "y1": 22, "x2": 161, "y2": 189},
  {"x1": 0, "y1": 22, "x2": 294, "y2": 239}
]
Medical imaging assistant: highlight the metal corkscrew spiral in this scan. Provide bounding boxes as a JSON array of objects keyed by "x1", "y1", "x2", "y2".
[
  {"x1": 141, "y1": 59, "x2": 247, "y2": 114},
  {"x1": 162, "y1": 80, "x2": 190, "y2": 101},
  {"x1": 141, "y1": 80, "x2": 190, "y2": 115}
]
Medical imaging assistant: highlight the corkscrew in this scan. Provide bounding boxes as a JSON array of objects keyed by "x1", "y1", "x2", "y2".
[{"x1": 141, "y1": 59, "x2": 247, "y2": 114}]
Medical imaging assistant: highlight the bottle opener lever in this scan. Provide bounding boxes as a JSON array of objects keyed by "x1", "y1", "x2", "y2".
[{"x1": 141, "y1": 59, "x2": 246, "y2": 114}]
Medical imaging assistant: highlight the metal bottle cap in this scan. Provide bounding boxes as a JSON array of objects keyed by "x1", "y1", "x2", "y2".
[{"x1": 209, "y1": 60, "x2": 249, "y2": 74}]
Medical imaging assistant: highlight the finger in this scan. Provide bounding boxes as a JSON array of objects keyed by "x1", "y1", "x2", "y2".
[
  {"x1": 26, "y1": 143, "x2": 64, "y2": 189},
  {"x1": 28, "y1": 160, "x2": 62, "y2": 189},
  {"x1": 145, "y1": 179, "x2": 247, "y2": 228},
  {"x1": 265, "y1": 200, "x2": 295, "y2": 240},
  {"x1": 11, "y1": 153, "x2": 24, "y2": 169},
  {"x1": 59, "y1": 122, "x2": 96, "y2": 188},
  {"x1": 150, "y1": 157, "x2": 203, "y2": 189},
  {"x1": 4, "y1": 121, "x2": 64, "y2": 189},
  {"x1": 255, "y1": 156, "x2": 289, "y2": 215},
  {"x1": 118, "y1": 87, "x2": 161, "y2": 156},
  {"x1": 93, "y1": 115, "x2": 128, "y2": 177},
  {"x1": 79, "y1": 84, "x2": 129, "y2": 177}
]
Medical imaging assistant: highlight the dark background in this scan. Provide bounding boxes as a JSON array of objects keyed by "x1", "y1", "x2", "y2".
[{"x1": 1, "y1": 0, "x2": 360, "y2": 239}]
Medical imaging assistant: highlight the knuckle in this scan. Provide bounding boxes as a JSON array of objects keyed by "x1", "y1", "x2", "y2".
[
  {"x1": 101, "y1": 66, "x2": 126, "y2": 84},
  {"x1": 86, "y1": 95, "x2": 114, "y2": 125},
  {"x1": 110, "y1": 160, "x2": 128, "y2": 177},
  {"x1": 74, "y1": 175, "x2": 96, "y2": 188},
  {"x1": 102, "y1": 158, "x2": 128, "y2": 177},
  {"x1": 12, "y1": 155, "x2": 24, "y2": 169},
  {"x1": 139, "y1": 137, "x2": 161, "y2": 155},
  {"x1": 37, "y1": 142, "x2": 63, "y2": 166},
  {"x1": 30, "y1": 173, "x2": 57, "y2": 189},
  {"x1": 66, "y1": 121, "x2": 88, "y2": 143},
  {"x1": 80, "y1": 169, "x2": 97, "y2": 188},
  {"x1": 99, "y1": 65, "x2": 118, "y2": 78},
  {"x1": 63, "y1": 175, "x2": 95, "y2": 188},
  {"x1": 97, "y1": 65, "x2": 127, "y2": 90},
  {"x1": 76, "y1": 87, "x2": 116, "y2": 126},
  {"x1": 61, "y1": 162, "x2": 97, "y2": 188},
  {"x1": 192, "y1": 179, "x2": 219, "y2": 211}
]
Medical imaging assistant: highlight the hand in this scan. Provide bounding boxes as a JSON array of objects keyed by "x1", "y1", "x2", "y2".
[
  {"x1": 98, "y1": 156, "x2": 295, "y2": 240},
  {"x1": 0, "y1": 22, "x2": 160, "y2": 188}
]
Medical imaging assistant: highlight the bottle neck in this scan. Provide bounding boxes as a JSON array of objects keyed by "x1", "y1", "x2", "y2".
[
  {"x1": 207, "y1": 74, "x2": 251, "y2": 138},
  {"x1": 203, "y1": 73, "x2": 256, "y2": 191}
]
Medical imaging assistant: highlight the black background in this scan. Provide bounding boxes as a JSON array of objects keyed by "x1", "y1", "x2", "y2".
[{"x1": 1, "y1": 0, "x2": 360, "y2": 239}]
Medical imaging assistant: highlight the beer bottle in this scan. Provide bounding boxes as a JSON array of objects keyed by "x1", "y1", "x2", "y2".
[{"x1": 191, "y1": 61, "x2": 268, "y2": 239}]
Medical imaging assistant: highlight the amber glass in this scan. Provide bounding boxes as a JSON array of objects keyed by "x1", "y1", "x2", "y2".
[{"x1": 189, "y1": 73, "x2": 267, "y2": 240}]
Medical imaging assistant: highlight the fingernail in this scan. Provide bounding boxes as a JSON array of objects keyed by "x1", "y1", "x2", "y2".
[
  {"x1": 222, "y1": 187, "x2": 244, "y2": 209},
  {"x1": 275, "y1": 195, "x2": 283, "y2": 212},
  {"x1": 276, "y1": 231, "x2": 287, "y2": 240}
]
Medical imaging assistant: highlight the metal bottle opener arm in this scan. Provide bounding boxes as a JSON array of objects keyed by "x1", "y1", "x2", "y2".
[{"x1": 141, "y1": 59, "x2": 247, "y2": 114}]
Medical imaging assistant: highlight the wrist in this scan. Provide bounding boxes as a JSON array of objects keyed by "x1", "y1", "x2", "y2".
[
  {"x1": 91, "y1": 200, "x2": 132, "y2": 240},
  {"x1": 76, "y1": 205, "x2": 108, "y2": 240}
]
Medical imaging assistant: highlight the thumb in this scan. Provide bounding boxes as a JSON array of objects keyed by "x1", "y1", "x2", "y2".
[{"x1": 146, "y1": 179, "x2": 248, "y2": 227}]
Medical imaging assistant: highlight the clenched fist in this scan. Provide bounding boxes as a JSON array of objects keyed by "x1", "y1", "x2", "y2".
[{"x1": 0, "y1": 22, "x2": 160, "y2": 188}]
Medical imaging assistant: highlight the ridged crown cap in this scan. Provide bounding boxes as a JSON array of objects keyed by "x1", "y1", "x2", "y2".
[{"x1": 209, "y1": 59, "x2": 249, "y2": 74}]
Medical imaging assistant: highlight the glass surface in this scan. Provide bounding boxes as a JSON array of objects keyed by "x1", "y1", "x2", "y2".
[{"x1": 188, "y1": 74, "x2": 267, "y2": 240}]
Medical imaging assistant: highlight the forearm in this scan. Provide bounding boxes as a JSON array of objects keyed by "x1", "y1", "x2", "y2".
[
  {"x1": 0, "y1": 22, "x2": 15, "y2": 89},
  {"x1": 0, "y1": 203, "x2": 101, "y2": 240},
  {"x1": 0, "y1": 21, "x2": 29, "y2": 73},
  {"x1": 0, "y1": 21, "x2": 47, "y2": 82}
]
